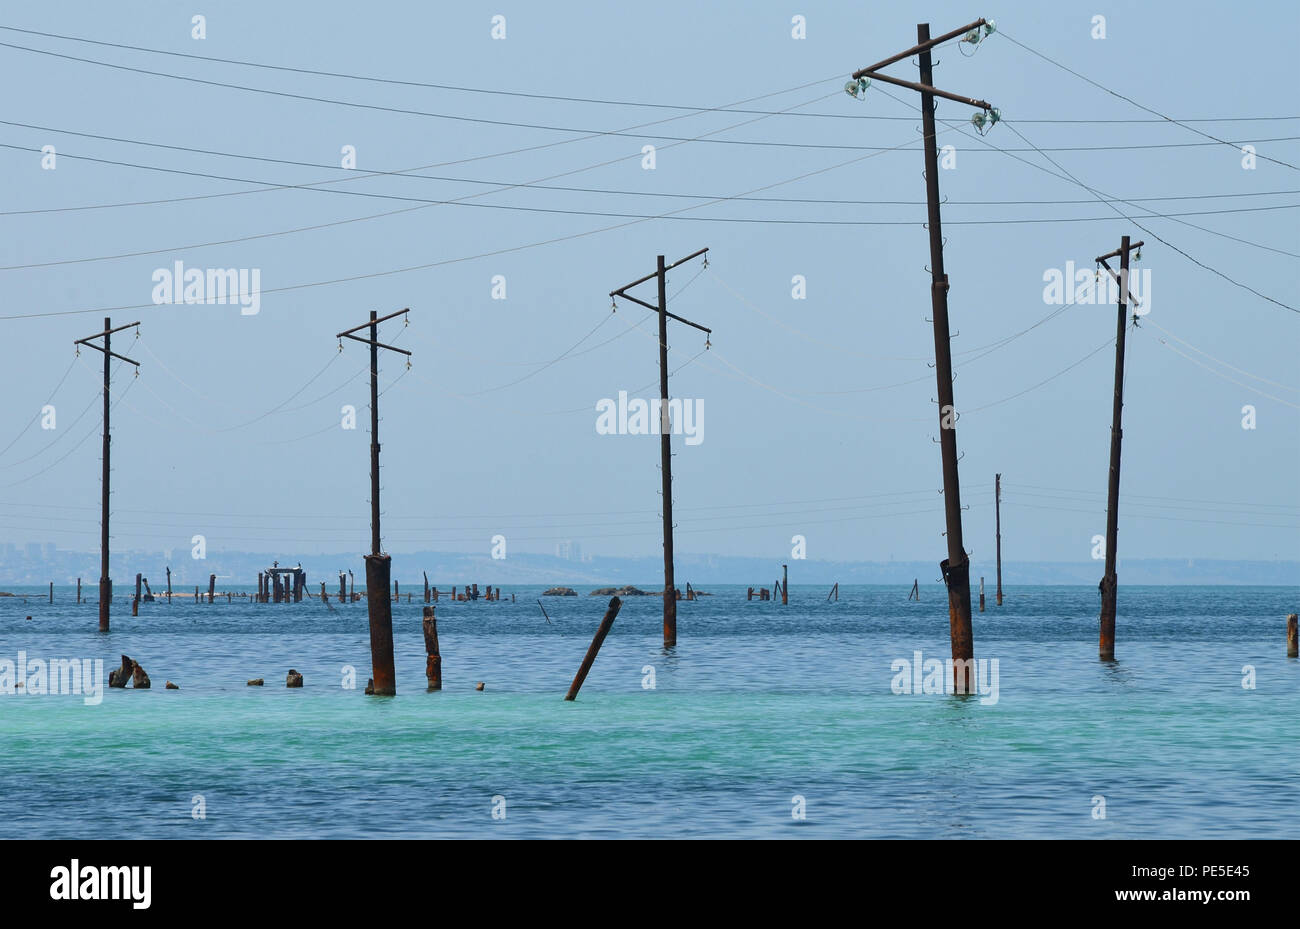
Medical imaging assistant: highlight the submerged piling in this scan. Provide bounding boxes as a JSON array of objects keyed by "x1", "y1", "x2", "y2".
[
  {"x1": 1289, "y1": 613, "x2": 1298, "y2": 658},
  {"x1": 423, "y1": 605, "x2": 441, "y2": 691},
  {"x1": 979, "y1": 576, "x2": 985, "y2": 612},
  {"x1": 208, "y1": 574, "x2": 216, "y2": 604},
  {"x1": 564, "y1": 596, "x2": 622, "y2": 701},
  {"x1": 365, "y1": 554, "x2": 397, "y2": 696}
]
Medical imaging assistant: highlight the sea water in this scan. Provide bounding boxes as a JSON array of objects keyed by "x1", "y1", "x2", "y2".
[{"x1": 1, "y1": 584, "x2": 1296, "y2": 838}]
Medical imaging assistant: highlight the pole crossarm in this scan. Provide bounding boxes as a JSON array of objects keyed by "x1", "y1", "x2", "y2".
[
  {"x1": 610, "y1": 248, "x2": 712, "y2": 334},
  {"x1": 1096, "y1": 237, "x2": 1145, "y2": 308},
  {"x1": 75, "y1": 320, "x2": 141, "y2": 366},
  {"x1": 1095, "y1": 241, "x2": 1143, "y2": 263},
  {"x1": 609, "y1": 247, "x2": 709, "y2": 295},
  {"x1": 337, "y1": 307, "x2": 409, "y2": 339},
  {"x1": 339, "y1": 332, "x2": 412, "y2": 356},
  {"x1": 854, "y1": 70, "x2": 992, "y2": 111},
  {"x1": 75, "y1": 320, "x2": 140, "y2": 345},
  {"x1": 852, "y1": 17, "x2": 993, "y2": 112},
  {"x1": 76, "y1": 343, "x2": 140, "y2": 367},
  {"x1": 853, "y1": 18, "x2": 987, "y2": 76}
]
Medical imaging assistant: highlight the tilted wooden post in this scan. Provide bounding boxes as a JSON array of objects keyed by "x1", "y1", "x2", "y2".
[{"x1": 565, "y1": 597, "x2": 622, "y2": 701}]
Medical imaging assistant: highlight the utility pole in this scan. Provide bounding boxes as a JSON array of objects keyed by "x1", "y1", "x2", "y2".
[
  {"x1": 850, "y1": 20, "x2": 995, "y2": 694},
  {"x1": 609, "y1": 248, "x2": 710, "y2": 648},
  {"x1": 74, "y1": 317, "x2": 140, "y2": 633},
  {"x1": 1095, "y1": 237, "x2": 1142, "y2": 661},
  {"x1": 337, "y1": 307, "x2": 411, "y2": 694},
  {"x1": 995, "y1": 473, "x2": 1003, "y2": 606}
]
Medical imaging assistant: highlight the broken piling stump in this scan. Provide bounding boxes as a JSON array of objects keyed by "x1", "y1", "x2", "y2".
[
  {"x1": 564, "y1": 596, "x2": 623, "y2": 701},
  {"x1": 131, "y1": 659, "x2": 150, "y2": 689},
  {"x1": 165, "y1": 681, "x2": 179, "y2": 690},
  {"x1": 979, "y1": 576, "x2": 986, "y2": 612},
  {"x1": 247, "y1": 678, "x2": 264, "y2": 686},
  {"x1": 1289, "y1": 613, "x2": 1298, "y2": 658},
  {"x1": 108, "y1": 655, "x2": 133, "y2": 688},
  {"x1": 423, "y1": 605, "x2": 441, "y2": 691},
  {"x1": 286, "y1": 669, "x2": 303, "y2": 688}
]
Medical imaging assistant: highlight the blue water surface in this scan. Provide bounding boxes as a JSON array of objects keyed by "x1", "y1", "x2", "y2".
[{"x1": 1, "y1": 583, "x2": 1296, "y2": 838}]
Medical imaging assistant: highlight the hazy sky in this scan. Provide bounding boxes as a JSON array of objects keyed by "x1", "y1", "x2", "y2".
[{"x1": 1, "y1": 0, "x2": 1296, "y2": 566}]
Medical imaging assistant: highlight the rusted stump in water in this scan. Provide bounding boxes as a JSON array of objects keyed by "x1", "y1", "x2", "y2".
[
  {"x1": 208, "y1": 574, "x2": 216, "y2": 604},
  {"x1": 564, "y1": 597, "x2": 623, "y2": 701},
  {"x1": 1288, "y1": 614, "x2": 1298, "y2": 658},
  {"x1": 1099, "y1": 575, "x2": 1117, "y2": 661},
  {"x1": 365, "y1": 554, "x2": 397, "y2": 696},
  {"x1": 979, "y1": 576, "x2": 986, "y2": 613},
  {"x1": 77, "y1": 578, "x2": 81, "y2": 604},
  {"x1": 423, "y1": 605, "x2": 441, "y2": 691},
  {"x1": 108, "y1": 655, "x2": 133, "y2": 688}
]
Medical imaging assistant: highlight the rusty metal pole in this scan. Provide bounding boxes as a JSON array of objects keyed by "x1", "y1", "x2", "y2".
[
  {"x1": 564, "y1": 597, "x2": 623, "y2": 701},
  {"x1": 1099, "y1": 235, "x2": 1133, "y2": 661},
  {"x1": 656, "y1": 256, "x2": 678, "y2": 647},
  {"x1": 423, "y1": 605, "x2": 441, "y2": 690},
  {"x1": 165, "y1": 565, "x2": 171, "y2": 603},
  {"x1": 365, "y1": 554, "x2": 396, "y2": 695},
  {"x1": 781, "y1": 564, "x2": 788, "y2": 605},
  {"x1": 995, "y1": 474, "x2": 1003, "y2": 606},
  {"x1": 1287, "y1": 613, "x2": 1297, "y2": 658},
  {"x1": 917, "y1": 24, "x2": 974, "y2": 694},
  {"x1": 99, "y1": 317, "x2": 112, "y2": 631}
]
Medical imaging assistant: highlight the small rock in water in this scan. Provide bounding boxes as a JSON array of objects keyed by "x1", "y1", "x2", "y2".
[
  {"x1": 108, "y1": 655, "x2": 133, "y2": 688},
  {"x1": 247, "y1": 678, "x2": 264, "y2": 687},
  {"x1": 364, "y1": 678, "x2": 374, "y2": 695},
  {"x1": 131, "y1": 660, "x2": 151, "y2": 689},
  {"x1": 476, "y1": 682, "x2": 485, "y2": 691},
  {"x1": 286, "y1": 669, "x2": 303, "y2": 688},
  {"x1": 165, "y1": 681, "x2": 179, "y2": 690}
]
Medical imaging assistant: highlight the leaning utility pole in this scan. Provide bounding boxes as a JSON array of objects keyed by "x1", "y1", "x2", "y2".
[
  {"x1": 1094, "y1": 237, "x2": 1142, "y2": 661},
  {"x1": 995, "y1": 473, "x2": 1003, "y2": 606},
  {"x1": 609, "y1": 248, "x2": 711, "y2": 648},
  {"x1": 74, "y1": 317, "x2": 140, "y2": 633},
  {"x1": 337, "y1": 307, "x2": 410, "y2": 694},
  {"x1": 850, "y1": 20, "x2": 995, "y2": 693}
]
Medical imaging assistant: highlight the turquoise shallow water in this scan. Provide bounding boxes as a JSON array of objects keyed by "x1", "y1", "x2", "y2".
[{"x1": 1, "y1": 584, "x2": 1297, "y2": 838}]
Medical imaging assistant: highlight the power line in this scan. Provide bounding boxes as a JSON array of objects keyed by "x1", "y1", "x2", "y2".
[
  {"x1": 3, "y1": 23, "x2": 1291, "y2": 125},
  {"x1": 0, "y1": 114, "x2": 953, "y2": 322},
  {"x1": 998, "y1": 29, "x2": 1300, "y2": 171}
]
